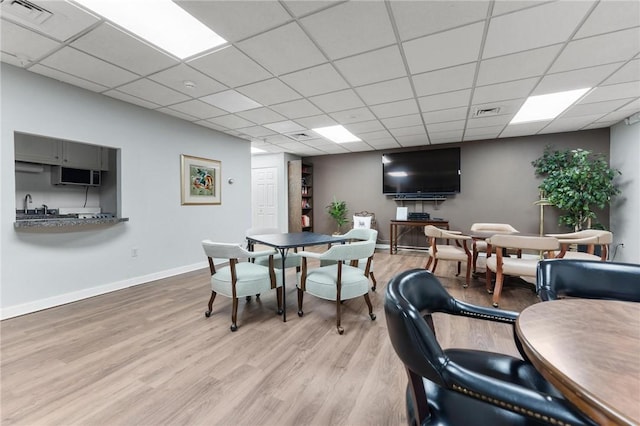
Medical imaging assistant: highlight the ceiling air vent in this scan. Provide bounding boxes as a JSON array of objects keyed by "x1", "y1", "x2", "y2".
[
  {"x1": 1, "y1": 0, "x2": 53, "y2": 25},
  {"x1": 286, "y1": 132, "x2": 315, "y2": 142},
  {"x1": 473, "y1": 107, "x2": 501, "y2": 118}
]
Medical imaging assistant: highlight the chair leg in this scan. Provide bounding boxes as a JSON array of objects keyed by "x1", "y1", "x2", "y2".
[
  {"x1": 370, "y1": 271, "x2": 377, "y2": 291},
  {"x1": 486, "y1": 269, "x2": 493, "y2": 294},
  {"x1": 364, "y1": 293, "x2": 376, "y2": 321},
  {"x1": 464, "y1": 260, "x2": 471, "y2": 288},
  {"x1": 276, "y1": 286, "x2": 283, "y2": 315},
  {"x1": 430, "y1": 259, "x2": 438, "y2": 274},
  {"x1": 472, "y1": 249, "x2": 479, "y2": 274},
  {"x1": 205, "y1": 291, "x2": 217, "y2": 317},
  {"x1": 425, "y1": 256, "x2": 433, "y2": 270},
  {"x1": 230, "y1": 297, "x2": 239, "y2": 332},
  {"x1": 492, "y1": 271, "x2": 504, "y2": 308},
  {"x1": 297, "y1": 288, "x2": 304, "y2": 317},
  {"x1": 456, "y1": 261, "x2": 461, "y2": 276},
  {"x1": 336, "y1": 299, "x2": 344, "y2": 335}
]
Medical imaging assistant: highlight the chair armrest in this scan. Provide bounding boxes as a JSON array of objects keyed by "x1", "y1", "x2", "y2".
[
  {"x1": 249, "y1": 248, "x2": 278, "y2": 258},
  {"x1": 443, "y1": 231, "x2": 471, "y2": 241},
  {"x1": 451, "y1": 300, "x2": 518, "y2": 324},
  {"x1": 298, "y1": 250, "x2": 323, "y2": 260}
]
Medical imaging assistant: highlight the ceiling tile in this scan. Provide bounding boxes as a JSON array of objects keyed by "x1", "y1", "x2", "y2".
[
  {"x1": 235, "y1": 126, "x2": 277, "y2": 138},
  {"x1": 360, "y1": 129, "x2": 394, "y2": 140},
  {"x1": 491, "y1": 1, "x2": 550, "y2": 16},
  {"x1": 71, "y1": 23, "x2": 179, "y2": 76},
  {"x1": 280, "y1": 63, "x2": 349, "y2": 97},
  {"x1": 264, "y1": 120, "x2": 306, "y2": 133},
  {"x1": 236, "y1": 78, "x2": 301, "y2": 106},
  {"x1": 477, "y1": 45, "x2": 561, "y2": 86},
  {"x1": 538, "y1": 62, "x2": 630, "y2": 98},
  {"x1": 176, "y1": 0, "x2": 291, "y2": 43},
  {"x1": 117, "y1": 79, "x2": 190, "y2": 106},
  {"x1": 270, "y1": 99, "x2": 323, "y2": 119},
  {"x1": 329, "y1": 107, "x2": 376, "y2": 124},
  {"x1": 381, "y1": 114, "x2": 423, "y2": 129},
  {"x1": 429, "y1": 129, "x2": 463, "y2": 141},
  {"x1": 422, "y1": 106, "x2": 468, "y2": 124},
  {"x1": 338, "y1": 141, "x2": 372, "y2": 152},
  {"x1": 293, "y1": 115, "x2": 337, "y2": 129},
  {"x1": 396, "y1": 134, "x2": 431, "y2": 146},
  {"x1": 207, "y1": 114, "x2": 256, "y2": 130},
  {"x1": 390, "y1": 0, "x2": 490, "y2": 41},
  {"x1": 1, "y1": 19, "x2": 60, "y2": 63},
  {"x1": 500, "y1": 121, "x2": 548, "y2": 138},
  {"x1": 197, "y1": 120, "x2": 229, "y2": 132},
  {"x1": 370, "y1": 99, "x2": 420, "y2": 119},
  {"x1": 333, "y1": 46, "x2": 406, "y2": 87},
  {"x1": 167, "y1": 99, "x2": 227, "y2": 120},
  {"x1": 603, "y1": 59, "x2": 640, "y2": 85},
  {"x1": 104, "y1": 90, "x2": 160, "y2": 109},
  {"x1": 464, "y1": 125, "x2": 504, "y2": 140},
  {"x1": 29, "y1": 64, "x2": 108, "y2": 93},
  {"x1": 549, "y1": 27, "x2": 640, "y2": 73},
  {"x1": 542, "y1": 114, "x2": 606, "y2": 133},
  {"x1": 344, "y1": 120, "x2": 385, "y2": 134},
  {"x1": 39, "y1": 47, "x2": 138, "y2": 87},
  {"x1": 188, "y1": 46, "x2": 272, "y2": 88},
  {"x1": 419, "y1": 89, "x2": 471, "y2": 113},
  {"x1": 575, "y1": 0, "x2": 640, "y2": 39},
  {"x1": 483, "y1": 2, "x2": 592, "y2": 59},
  {"x1": 282, "y1": 1, "x2": 341, "y2": 18},
  {"x1": 201, "y1": 90, "x2": 262, "y2": 113},
  {"x1": 579, "y1": 81, "x2": 640, "y2": 104},
  {"x1": 389, "y1": 125, "x2": 427, "y2": 137},
  {"x1": 355, "y1": 77, "x2": 414, "y2": 105},
  {"x1": 366, "y1": 139, "x2": 401, "y2": 149},
  {"x1": 466, "y1": 114, "x2": 511, "y2": 129},
  {"x1": 300, "y1": 1, "x2": 396, "y2": 60},
  {"x1": 563, "y1": 99, "x2": 633, "y2": 118},
  {"x1": 427, "y1": 120, "x2": 466, "y2": 133},
  {"x1": 148, "y1": 64, "x2": 227, "y2": 97},
  {"x1": 308, "y1": 89, "x2": 365, "y2": 112},
  {"x1": 157, "y1": 107, "x2": 198, "y2": 121},
  {"x1": 403, "y1": 22, "x2": 484, "y2": 74},
  {"x1": 413, "y1": 63, "x2": 476, "y2": 96},
  {"x1": 238, "y1": 22, "x2": 326, "y2": 76},
  {"x1": 472, "y1": 78, "x2": 538, "y2": 104},
  {"x1": 236, "y1": 107, "x2": 286, "y2": 125}
]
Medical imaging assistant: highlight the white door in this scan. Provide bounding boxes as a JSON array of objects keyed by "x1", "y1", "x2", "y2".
[{"x1": 251, "y1": 167, "x2": 278, "y2": 229}]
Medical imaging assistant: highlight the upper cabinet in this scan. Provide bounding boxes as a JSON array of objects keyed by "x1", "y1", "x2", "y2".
[{"x1": 14, "y1": 132, "x2": 109, "y2": 170}]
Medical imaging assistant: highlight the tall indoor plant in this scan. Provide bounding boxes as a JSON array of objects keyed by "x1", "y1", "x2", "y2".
[
  {"x1": 326, "y1": 197, "x2": 348, "y2": 234},
  {"x1": 532, "y1": 146, "x2": 621, "y2": 231}
]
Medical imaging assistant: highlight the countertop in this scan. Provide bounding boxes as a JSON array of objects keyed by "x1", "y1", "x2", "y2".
[{"x1": 14, "y1": 216, "x2": 129, "y2": 229}]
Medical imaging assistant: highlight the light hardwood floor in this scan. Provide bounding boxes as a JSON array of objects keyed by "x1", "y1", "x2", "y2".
[{"x1": 1, "y1": 250, "x2": 539, "y2": 425}]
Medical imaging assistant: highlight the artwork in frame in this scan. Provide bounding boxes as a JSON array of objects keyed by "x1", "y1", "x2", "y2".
[{"x1": 181, "y1": 154, "x2": 221, "y2": 205}]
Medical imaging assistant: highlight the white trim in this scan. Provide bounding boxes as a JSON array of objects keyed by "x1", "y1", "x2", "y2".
[{"x1": 0, "y1": 261, "x2": 207, "y2": 320}]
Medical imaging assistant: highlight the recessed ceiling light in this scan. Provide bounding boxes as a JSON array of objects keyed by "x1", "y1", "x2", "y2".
[
  {"x1": 510, "y1": 88, "x2": 590, "y2": 124},
  {"x1": 72, "y1": 0, "x2": 227, "y2": 59},
  {"x1": 183, "y1": 80, "x2": 196, "y2": 89},
  {"x1": 312, "y1": 125, "x2": 361, "y2": 143}
]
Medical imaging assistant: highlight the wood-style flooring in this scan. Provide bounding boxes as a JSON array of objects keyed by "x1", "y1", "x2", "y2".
[{"x1": 1, "y1": 250, "x2": 539, "y2": 425}]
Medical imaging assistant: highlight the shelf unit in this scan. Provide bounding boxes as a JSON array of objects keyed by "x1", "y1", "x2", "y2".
[{"x1": 288, "y1": 160, "x2": 313, "y2": 232}]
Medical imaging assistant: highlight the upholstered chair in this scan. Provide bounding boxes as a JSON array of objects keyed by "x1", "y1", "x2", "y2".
[
  {"x1": 423, "y1": 225, "x2": 472, "y2": 288},
  {"x1": 245, "y1": 227, "x2": 301, "y2": 270},
  {"x1": 545, "y1": 229, "x2": 612, "y2": 261},
  {"x1": 469, "y1": 223, "x2": 519, "y2": 273},
  {"x1": 385, "y1": 269, "x2": 596, "y2": 426},
  {"x1": 485, "y1": 235, "x2": 559, "y2": 307},
  {"x1": 202, "y1": 240, "x2": 282, "y2": 332},
  {"x1": 297, "y1": 240, "x2": 376, "y2": 334},
  {"x1": 352, "y1": 211, "x2": 377, "y2": 230},
  {"x1": 536, "y1": 258, "x2": 640, "y2": 301},
  {"x1": 329, "y1": 228, "x2": 379, "y2": 290}
]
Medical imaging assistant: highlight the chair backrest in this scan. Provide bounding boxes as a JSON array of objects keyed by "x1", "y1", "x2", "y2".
[
  {"x1": 424, "y1": 225, "x2": 469, "y2": 241},
  {"x1": 536, "y1": 259, "x2": 640, "y2": 301},
  {"x1": 202, "y1": 240, "x2": 252, "y2": 260},
  {"x1": 341, "y1": 227, "x2": 378, "y2": 242},
  {"x1": 470, "y1": 223, "x2": 519, "y2": 233},
  {"x1": 547, "y1": 229, "x2": 613, "y2": 244},
  {"x1": 319, "y1": 240, "x2": 375, "y2": 262},
  {"x1": 487, "y1": 234, "x2": 559, "y2": 251}
]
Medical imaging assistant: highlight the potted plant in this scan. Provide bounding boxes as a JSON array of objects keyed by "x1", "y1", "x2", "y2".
[
  {"x1": 532, "y1": 146, "x2": 621, "y2": 231},
  {"x1": 326, "y1": 197, "x2": 348, "y2": 234}
]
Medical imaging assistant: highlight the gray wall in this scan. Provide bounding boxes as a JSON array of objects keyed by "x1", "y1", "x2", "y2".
[
  {"x1": 1, "y1": 64, "x2": 252, "y2": 318},
  {"x1": 307, "y1": 129, "x2": 611, "y2": 246}
]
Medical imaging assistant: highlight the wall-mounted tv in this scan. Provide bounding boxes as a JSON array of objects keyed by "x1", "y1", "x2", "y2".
[{"x1": 382, "y1": 147, "x2": 461, "y2": 196}]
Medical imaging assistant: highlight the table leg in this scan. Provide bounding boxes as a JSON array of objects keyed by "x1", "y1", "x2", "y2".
[{"x1": 279, "y1": 247, "x2": 288, "y2": 322}]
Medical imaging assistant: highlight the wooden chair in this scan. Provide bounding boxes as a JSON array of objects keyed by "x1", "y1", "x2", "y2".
[
  {"x1": 202, "y1": 240, "x2": 282, "y2": 331},
  {"x1": 485, "y1": 235, "x2": 559, "y2": 307},
  {"x1": 330, "y1": 227, "x2": 379, "y2": 290},
  {"x1": 298, "y1": 240, "x2": 376, "y2": 334},
  {"x1": 546, "y1": 229, "x2": 612, "y2": 261},
  {"x1": 352, "y1": 211, "x2": 376, "y2": 230},
  {"x1": 424, "y1": 225, "x2": 472, "y2": 288},
  {"x1": 469, "y1": 223, "x2": 519, "y2": 273}
]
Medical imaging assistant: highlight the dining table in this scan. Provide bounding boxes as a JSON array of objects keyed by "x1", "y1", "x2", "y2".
[
  {"x1": 246, "y1": 232, "x2": 347, "y2": 322},
  {"x1": 516, "y1": 299, "x2": 640, "y2": 426}
]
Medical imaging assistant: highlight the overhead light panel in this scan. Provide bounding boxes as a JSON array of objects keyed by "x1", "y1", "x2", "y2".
[
  {"x1": 510, "y1": 88, "x2": 590, "y2": 124},
  {"x1": 388, "y1": 171, "x2": 408, "y2": 177},
  {"x1": 72, "y1": 0, "x2": 227, "y2": 59},
  {"x1": 312, "y1": 125, "x2": 361, "y2": 143}
]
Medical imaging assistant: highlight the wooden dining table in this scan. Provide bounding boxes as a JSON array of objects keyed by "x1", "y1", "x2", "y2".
[{"x1": 516, "y1": 299, "x2": 640, "y2": 426}]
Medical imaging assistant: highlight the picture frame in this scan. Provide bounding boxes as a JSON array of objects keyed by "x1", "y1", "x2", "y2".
[{"x1": 180, "y1": 154, "x2": 221, "y2": 205}]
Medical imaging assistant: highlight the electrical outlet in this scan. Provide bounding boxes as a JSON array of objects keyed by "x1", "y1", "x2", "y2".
[{"x1": 131, "y1": 247, "x2": 138, "y2": 258}]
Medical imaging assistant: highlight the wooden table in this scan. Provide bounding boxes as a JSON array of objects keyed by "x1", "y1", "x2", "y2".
[
  {"x1": 516, "y1": 299, "x2": 640, "y2": 426},
  {"x1": 389, "y1": 219, "x2": 449, "y2": 254},
  {"x1": 246, "y1": 232, "x2": 347, "y2": 322}
]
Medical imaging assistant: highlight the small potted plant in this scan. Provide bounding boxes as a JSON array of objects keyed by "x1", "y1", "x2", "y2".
[{"x1": 326, "y1": 197, "x2": 348, "y2": 234}]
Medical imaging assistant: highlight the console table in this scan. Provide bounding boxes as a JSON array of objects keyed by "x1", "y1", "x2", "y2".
[{"x1": 390, "y1": 219, "x2": 449, "y2": 254}]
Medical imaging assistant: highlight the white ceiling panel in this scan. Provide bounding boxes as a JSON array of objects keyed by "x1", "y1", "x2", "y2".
[
  {"x1": 533, "y1": 63, "x2": 622, "y2": 96},
  {"x1": 419, "y1": 89, "x2": 472, "y2": 113},
  {"x1": 381, "y1": 114, "x2": 423, "y2": 129},
  {"x1": 603, "y1": 59, "x2": 640, "y2": 85},
  {"x1": 235, "y1": 126, "x2": 277, "y2": 138},
  {"x1": 157, "y1": 107, "x2": 198, "y2": 122},
  {"x1": 464, "y1": 125, "x2": 504, "y2": 139},
  {"x1": 472, "y1": 78, "x2": 538, "y2": 104},
  {"x1": 574, "y1": 0, "x2": 640, "y2": 39},
  {"x1": 329, "y1": 107, "x2": 377, "y2": 124},
  {"x1": 300, "y1": 1, "x2": 396, "y2": 60},
  {"x1": 201, "y1": 90, "x2": 262, "y2": 113},
  {"x1": 71, "y1": 23, "x2": 178, "y2": 76},
  {"x1": 542, "y1": 114, "x2": 607, "y2": 134},
  {"x1": 117, "y1": 79, "x2": 190, "y2": 106},
  {"x1": 236, "y1": 107, "x2": 286, "y2": 125},
  {"x1": 403, "y1": 22, "x2": 484, "y2": 74},
  {"x1": 578, "y1": 81, "x2": 640, "y2": 104},
  {"x1": 167, "y1": 99, "x2": 227, "y2": 120},
  {"x1": 396, "y1": 134, "x2": 431, "y2": 146},
  {"x1": 282, "y1": 1, "x2": 341, "y2": 18},
  {"x1": 104, "y1": 90, "x2": 160, "y2": 109},
  {"x1": 280, "y1": 63, "x2": 349, "y2": 97},
  {"x1": 293, "y1": 115, "x2": 337, "y2": 129},
  {"x1": 236, "y1": 78, "x2": 301, "y2": 106},
  {"x1": 148, "y1": 64, "x2": 227, "y2": 97},
  {"x1": 412, "y1": 63, "x2": 476, "y2": 97},
  {"x1": 366, "y1": 139, "x2": 401, "y2": 149},
  {"x1": 477, "y1": 45, "x2": 561, "y2": 86},
  {"x1": 422, "y1": 107, "x2": 468, "y2": 124},
  {"x1": 344, "y1": 120, "x2": 385, "y2": 134},
  {"x1": 29, "y1": 64, "x2": 108, "y2": 92},
  {"x1": 188, "y1": 46, "x2": 272, "y2": 88},
  {"x1": 389, "y1": 125, "x2": 427, "y2": 137},
  {"x1": 370, "y1": 99, "x2": 420, "y2": 119},
  {"x1": 427, "y1": 120, "x2": 466, "y2": 133},
  {"x1": 264, "y1": 120, "x2": 306, "y2": 133},
  {"x1": 359, "y1": 129, "x2": 394, "y2": 141},
  {"x1": 270, "y1": 99, "x2": 323, "y2": 119},
  {"x1": 308, "y1": 89, "x2": 365, "y2": 112},
  {"x1": 207, "y1": 114, "x2": 256, "y2": 130},
  {"x1": 500, "y1": 121, "x2": 548, "y2": 138},
  {"x1": 355, "y1": 77, "x2": 414, "y2": 105},
  {"x1": 1, "y1": 19, "x2": 59, "y2": 63},
  {"x1": 333, "y1": 45, "x2": 407, "y2": 87},
  {"x1": 466, "y1": 114, "x2": 511, "y2": 129},
  {"x1": 562, "y1": 99, "x2": 634, "y2": 118}
]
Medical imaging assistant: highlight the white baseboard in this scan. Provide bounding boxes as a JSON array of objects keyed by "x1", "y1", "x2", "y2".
[{"x1": 0, "y1": 261, "x2": 207, "y2": 320}]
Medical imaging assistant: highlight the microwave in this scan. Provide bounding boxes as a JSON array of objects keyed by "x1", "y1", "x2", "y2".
[{"x1": 52, "y1": 166, "x2": 101, "y2": 186}]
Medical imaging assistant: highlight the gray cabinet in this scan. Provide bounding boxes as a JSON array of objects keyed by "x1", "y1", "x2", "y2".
[
  {"x1": 61, "y1": 141, "x2": 102, "y2": 170},
  {"x1": 14, "y1": 133, "x2": 108, "y2": 170}
]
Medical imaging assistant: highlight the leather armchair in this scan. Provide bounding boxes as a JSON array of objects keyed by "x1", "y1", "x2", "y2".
[
  {"x1": 536, "y1": 258, "x2": 640, "y2": 301},
  {"x1": 384, "y1": 269, "x2": 597, "y2": 426}
]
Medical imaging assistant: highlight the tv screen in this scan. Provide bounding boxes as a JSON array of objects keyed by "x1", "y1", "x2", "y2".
[{"x1": 382, "y1": 148, "x2": 461, "y2": 195}]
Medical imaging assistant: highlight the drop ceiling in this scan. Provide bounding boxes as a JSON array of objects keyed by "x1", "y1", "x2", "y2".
[{"x1": 1, "y1": 0, "x2": 639, "y2": 156}]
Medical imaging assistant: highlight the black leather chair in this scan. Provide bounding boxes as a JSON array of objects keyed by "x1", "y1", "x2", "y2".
[
  {"x1": 384, "y1": 269, "x2": 596, "y2": 426},
  {"x1": 536, "y1": 259, "x2": 640, "y2": 301}
]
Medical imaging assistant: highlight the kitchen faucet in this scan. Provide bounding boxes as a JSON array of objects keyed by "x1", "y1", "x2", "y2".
[{"x1": 24, "y1": 193, "x2": 32, "y2": 214}]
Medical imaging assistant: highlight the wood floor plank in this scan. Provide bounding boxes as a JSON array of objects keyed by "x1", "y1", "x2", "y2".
[{"x1": 1, "y1": 250, "x2": 538, "y2": 425}]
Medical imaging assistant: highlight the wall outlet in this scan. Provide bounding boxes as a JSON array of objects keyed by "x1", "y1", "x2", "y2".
[{"x1": 131, "y1": 247, "x2": 138, "y2": 258}]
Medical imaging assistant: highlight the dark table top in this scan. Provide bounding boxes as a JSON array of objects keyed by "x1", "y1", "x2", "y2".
[{"x1": 247, "y1": 232, "x2": 347, "y2": 249}]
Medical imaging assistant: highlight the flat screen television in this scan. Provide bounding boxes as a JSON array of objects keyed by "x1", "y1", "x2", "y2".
[{"x1": 382, "y1": 147, "x2": 461, "y2": 196}]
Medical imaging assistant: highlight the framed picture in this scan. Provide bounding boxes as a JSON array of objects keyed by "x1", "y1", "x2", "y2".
[{"x1": 180, "y1": 154, "x2": 221, "y2": 205}]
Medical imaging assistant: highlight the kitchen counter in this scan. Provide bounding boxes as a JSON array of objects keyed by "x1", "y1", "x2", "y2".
[{"x1": 14, "y1": 216, "x2": 129, "y2": 229}]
